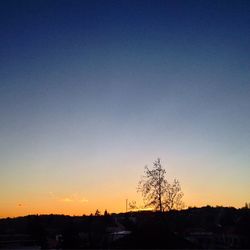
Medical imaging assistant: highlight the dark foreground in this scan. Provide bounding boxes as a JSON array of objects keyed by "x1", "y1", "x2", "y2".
[{"x1": 1, "y1": 206, "x2": 250, "y2": 249}]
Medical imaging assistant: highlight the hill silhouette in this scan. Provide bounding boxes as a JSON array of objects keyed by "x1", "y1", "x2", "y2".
[{"x1": 0, "y1": 206, "x2": 250, "y2": 249}]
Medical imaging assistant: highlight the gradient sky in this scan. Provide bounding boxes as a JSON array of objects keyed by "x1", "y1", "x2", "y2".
[{"x1": 1, "y1": 0, "x2": 250, "y2": 218}]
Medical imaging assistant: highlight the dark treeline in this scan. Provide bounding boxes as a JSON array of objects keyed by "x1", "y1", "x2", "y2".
[{"x1": 1, "y1": 206, "x2": 250, "y2": 249}]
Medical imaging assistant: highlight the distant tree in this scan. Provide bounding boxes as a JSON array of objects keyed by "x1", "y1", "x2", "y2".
[
  {"x1": 138, "y1": 158, "x2": 184, "y2": 212},
  {"x1": 95, "y1": 209, "x2": 101, "y2": 216},
  {"x1": 104, "y1": 209, "x2": 109, "y2": 216},
  {"x1": 244, "y1": 202, "x2": 250, "y2": 209}
]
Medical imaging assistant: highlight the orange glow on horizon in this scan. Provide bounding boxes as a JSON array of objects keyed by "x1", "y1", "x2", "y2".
[{"x1": 0, "y1": 195, "x2": 245, "y2": 219}]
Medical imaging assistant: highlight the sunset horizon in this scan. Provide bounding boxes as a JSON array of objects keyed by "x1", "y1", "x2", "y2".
[
  {"x1": 1, "y1": 0, "x2": 250, "y2": 221},
  {"x1": 1, "y1": 154, "x2": 248, "y2": 218}
]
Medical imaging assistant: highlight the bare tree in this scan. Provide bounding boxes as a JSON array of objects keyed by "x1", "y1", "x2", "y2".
[
  {"x1": 138, "y1": 158, "x2": 184, "y2": 212},
  {"x1": 164, "y1": 178, "x2": 184, "y2": 211},
  {"x1": 138, "y1": 158, "x2": 167, "y2": 212}
]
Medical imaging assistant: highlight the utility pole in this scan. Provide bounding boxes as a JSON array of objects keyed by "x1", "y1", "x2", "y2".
[{"x1": 126, "y1": 199, "x2": 128, "y2": 213}]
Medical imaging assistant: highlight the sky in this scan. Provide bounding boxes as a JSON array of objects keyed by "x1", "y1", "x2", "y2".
[{"x1": 0, "y1": 0, "x2": 250, "y2": 218}]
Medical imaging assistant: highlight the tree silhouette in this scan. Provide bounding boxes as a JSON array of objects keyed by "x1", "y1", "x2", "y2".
[
  {"x1": 95, "y1": 209, "x2": 101, "y2": 216},
  {"x1": 164, "y1": 178, "x2": 184, "y2": 211},
  {"x1": 104, "y1": 209, "x2": 109, "y2": 216},
  {"x1": 138, "y1": 158, "x2": 184, "y2": 212}
]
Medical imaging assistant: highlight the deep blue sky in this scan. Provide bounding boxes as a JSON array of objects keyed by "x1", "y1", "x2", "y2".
[{"x1": 1, "y1": 0, "x2": 250, "y2": 216}]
